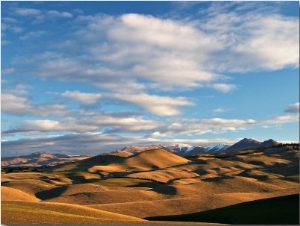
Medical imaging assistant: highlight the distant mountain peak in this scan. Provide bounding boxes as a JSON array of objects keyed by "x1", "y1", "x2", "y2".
[
  {"x1": 261, "y1": 139, "x2": 279, "y2": 147},
  {"x1": 239, "y1": 138, "x2": 260, "y2": 143}
]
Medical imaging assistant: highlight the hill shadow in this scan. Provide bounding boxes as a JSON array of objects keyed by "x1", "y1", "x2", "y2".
[
  {"x1": 152, "y1": 184, "x2": 177, "y2": 195},
  {"x1": 35, "y1": 186, "x2": 68, "y2": 200},
  {"x1": 145, "y1": 194, "x2": 299, "y2": 225}
]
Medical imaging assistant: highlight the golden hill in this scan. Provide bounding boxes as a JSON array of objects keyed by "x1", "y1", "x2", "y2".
[
  {"x1": 89, "y1": 148, "x2": 190, "y2": 173},
  {"x1": 1, "y1": 186, "x2": 40, "y2": 202}
]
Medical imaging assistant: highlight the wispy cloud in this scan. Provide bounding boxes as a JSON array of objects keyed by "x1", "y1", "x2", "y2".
[
  {"x1": 213, "y1": 108, "x2": 227, "y2": 114},
  {"x1": 211, "y1": 83, "x2": 236, "y2": 93},
  {"x1": 13, "y1": 7, "x2": 73, "y2": 21},
  {"x1": 19, "y1": 9, "x2": 298, "y2": 96},
  {"x1": 14, "y1": 7, "x2": 41, "y2": 16},
  {"x1": 1, "y1": 68, "x2": 15, "y2": 75},
  {"x1": 112, "y1": 93, "x2": 194, "y2": 116},
  {"x1": 1, "y1": 92, "x2": 69, "y2": 117},
  {"x1": 61, "y1": 91, "x2": 102, "y2": 105},
  {"x1": 46, "y1": 10, "x2": 73, "y2": 18},
  {"x1": 19, "y1": 30, "x2": 45, "y2": 40}
]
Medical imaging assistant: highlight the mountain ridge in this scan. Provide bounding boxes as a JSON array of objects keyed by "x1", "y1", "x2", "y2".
[{"x1": 1, "y1": 138, "x2": 287, "y2": 168}]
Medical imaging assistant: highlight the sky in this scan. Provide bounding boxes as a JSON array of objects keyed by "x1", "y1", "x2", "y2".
[{"x1": 1, "y1": 1, "x2": 299, "y2": 157}]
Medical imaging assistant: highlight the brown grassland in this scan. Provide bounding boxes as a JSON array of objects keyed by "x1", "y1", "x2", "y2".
[{"x1": 1, "y1": 145, "x2": 299, "y2": 225}]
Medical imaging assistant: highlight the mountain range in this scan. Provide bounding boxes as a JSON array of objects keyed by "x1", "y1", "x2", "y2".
[
  {"x1": 115, "y1": 138, "x2": 280, "y2": 157},
  {"x1": 1, "y1": 152, "x2": 92, "y2": 168},
  {"x1": 2, "y1": 138, "x2": 282, "y2": 168}
]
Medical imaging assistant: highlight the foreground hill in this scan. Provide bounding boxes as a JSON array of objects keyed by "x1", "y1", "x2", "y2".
[{"x1": 2, "y1": 200, "x2": 145, "y2": 224}]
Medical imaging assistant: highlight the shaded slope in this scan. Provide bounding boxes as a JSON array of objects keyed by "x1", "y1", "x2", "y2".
[
  {"x1": 226, "y1": 138, "x2": 261, "y2": 152},
  {"x1": 146, "y1": 194, "x2": 299, "y2": 224}
]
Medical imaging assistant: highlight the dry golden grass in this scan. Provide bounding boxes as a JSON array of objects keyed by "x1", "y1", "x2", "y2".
[
  {"x1": 1, "y1": 171, "x2": 72, "y2": 185},
  {"x1": 127, "y1": 167, "x2": 199, "y2": 183},
  {"x1": 89, "y1": 149, "x2": 189, "y2": 173},
  {"x1": 236, "y1": 154, "x2": 291, "y2": 166},
  {"x1": 1, "y1": 186, "x2": 40, "y2": 202},
  {"x1": 45, "y1": 186, "x2": 166, "y2": 204},
  {"x1": 3, "y1": 200, "x2": 219, "y2": 225},
  {"x1": 1, "y1": 200, "x2": 145, "y2": 224},
  {"x1": 87, "y1": 187, "x2": 299, "y2": 218},
  {"x1": 124, "y1": 149, "x2": 190, "y2": 170},
  {"x1": 2, "y1": 147, "x2": 298, "y2": 224}
]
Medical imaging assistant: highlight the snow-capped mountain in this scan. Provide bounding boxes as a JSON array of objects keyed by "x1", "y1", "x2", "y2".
[
  {"x1": 112, "y1": 138, "x2": 282, "y2": 157},
  {"x1": 152, "y1": 143, "x2": 230, "y2": 156},
  {"x1": 204, "y1": 143, "x2": 230, "y2": 152},
  {"x1": 162, "y1": 144, "x2": 202, "y2": 156}
]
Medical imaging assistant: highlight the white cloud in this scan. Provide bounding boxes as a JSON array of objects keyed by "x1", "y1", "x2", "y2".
[
  {"x1": 33, "y1": 13, "x2": 224, "y2": 91},
  {"x1": 113, "y1": 93, "x2": 194, "y2": 116},
  {"x1": 47, "y1": 10, "x2": 73, "y2": 18},
  {"x1": 61, "y1": 91, "x2": 102, "y2": 105},
  {"x1": 199, "y1": 10, "x2": 299, "y2": 72},
  {"x1": 284, "y1": 103, "x2": 299, "y2": 113},
  {"x1": 19, "y1": 30, "x2": 46, "y2": 40},
  {"x1": 213, "y1": 108, "x2": 227, "y2": 114},
  {"x1": 1, "y1": 92, "x2": 68, "y2": 117},
  {"x1": 262, "y1": 115, "x2": 299, "y2": 125},
  {"x1": 1, "y1": 68, "x2": 15, "y2": 75},
  {"x1": 14, "y1": 7, "x2": 41, "y2": 16},
  {"x1": 148, "y1": 117, "x2": 258, "y2": 138},
  {"x1": 25, "y1": 10, "x2": 298, "y2": 95},
  {"x1": 24, "y1": 119, "x2": 99, "y2": 133},
  {"x1": 211, "y1": 83, "x2": 236, "y2": 93},
  {"x1": 3, "y1": 111, "x2": 160, "y2": 135}
]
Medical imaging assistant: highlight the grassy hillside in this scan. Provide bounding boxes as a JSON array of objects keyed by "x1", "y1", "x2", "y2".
[
  {"x1": 1, "y1": 186, "x2": 40, "y2": 202},
  {"x1": 146, "y1": 194, "x2": 299, "y2": 224},
  {"x1": 1, "y1": 146, "x2": 299, "y2": 224},
  {"x1": 1, "y1": 200, "x2": 145, "y2": 224}
]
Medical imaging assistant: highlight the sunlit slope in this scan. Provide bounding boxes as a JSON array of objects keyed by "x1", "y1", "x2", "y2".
[
  {"x1": 1, "y1": 200, "x2": 145, "y2": 224},
  {"x1": 1, "y1": 171, "x2": 72, "y2": 198},
  {"x1": 127, "y1": 167, "x2": 199, "y2": 183},
  {"x1": 1, "y1": 186, "x2": 40, "y2": 202},
  {"x1": 89, "y1": 149, "x2": 190, "y2": 173}
]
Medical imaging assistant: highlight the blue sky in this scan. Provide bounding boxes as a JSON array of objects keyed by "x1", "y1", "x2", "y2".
[{"x1": 1, "y1": 1, "x2": 299, "y2": 157}]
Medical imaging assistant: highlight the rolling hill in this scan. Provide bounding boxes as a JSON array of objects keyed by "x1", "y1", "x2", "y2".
[{"x1": 1, "y1": 142, "x2": 299, "y2": 225}]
